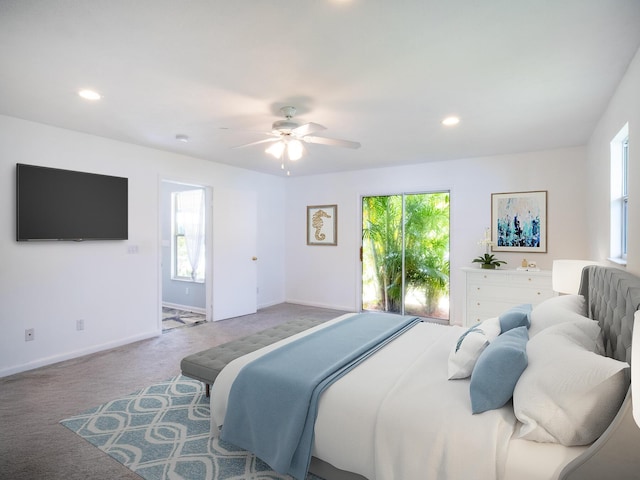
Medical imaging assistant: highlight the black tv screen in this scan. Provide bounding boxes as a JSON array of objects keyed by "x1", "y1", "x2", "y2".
[{"x1": 16, "y1": 163, "x2": 128, "y2": 241}]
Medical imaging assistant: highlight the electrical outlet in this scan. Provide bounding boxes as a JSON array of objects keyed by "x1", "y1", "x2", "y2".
[
  {"x1": 25, "y1": 328, "x2": 35, "y2": 341},
  {"x1": 76, "y1": 319, "x2": 85, "y2": 331}
]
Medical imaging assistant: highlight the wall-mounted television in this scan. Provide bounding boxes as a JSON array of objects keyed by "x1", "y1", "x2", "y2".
[{"x1": 16, "y1": 163, "x2": 128, "y2": 241}]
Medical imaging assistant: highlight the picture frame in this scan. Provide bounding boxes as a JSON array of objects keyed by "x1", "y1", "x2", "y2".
[
  {"x1": 491, "y1": 190, "x2": 547, "y2": 253},
  {"x1": 307, "y1": 204, "x2": 337, "y2": 246}
]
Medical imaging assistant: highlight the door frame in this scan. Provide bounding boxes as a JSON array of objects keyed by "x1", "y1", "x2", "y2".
[
  {"x1": 359, "y1": 189, "x2": 450, "y2": 319},
  {"x1": 158, "y1": 177, "x2": 214, "y2": 328}
]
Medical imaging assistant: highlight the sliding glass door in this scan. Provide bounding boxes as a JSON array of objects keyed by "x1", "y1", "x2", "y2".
[{"x1": 361, "y1": 192, "x2": 450, "y2": 321}]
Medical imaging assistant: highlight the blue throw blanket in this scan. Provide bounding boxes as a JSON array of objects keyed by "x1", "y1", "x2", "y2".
[{"x1": 221, "y1": 312, "x2": 421, "y2": 479}]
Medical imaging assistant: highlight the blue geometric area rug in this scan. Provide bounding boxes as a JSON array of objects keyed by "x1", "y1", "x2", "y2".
[{"x1": 61, "y1": 375, "x2": 324, "y2": 480}]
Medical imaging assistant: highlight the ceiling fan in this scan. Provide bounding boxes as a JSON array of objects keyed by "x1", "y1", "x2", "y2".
[{"x1": 232, "y1": 106, "x2": 360, "y2": 172}]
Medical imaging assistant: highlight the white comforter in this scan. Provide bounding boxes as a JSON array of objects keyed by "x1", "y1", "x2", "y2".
[{"x1": 211, "y1": 314, "x2": 518, "y2": 480}]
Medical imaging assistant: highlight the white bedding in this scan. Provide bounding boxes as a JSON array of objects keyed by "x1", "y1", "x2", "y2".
[{"x1": 211, "y1": 313, "x2": 587, "y2": 480}]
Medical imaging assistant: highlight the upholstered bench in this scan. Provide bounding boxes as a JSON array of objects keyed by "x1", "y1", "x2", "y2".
[{"x1": 180, "y1": 317, "x2": 326, "y2": 396}]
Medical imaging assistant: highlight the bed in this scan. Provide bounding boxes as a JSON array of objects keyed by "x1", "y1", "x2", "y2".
[{"x1": 209, "y1": 266, "x2": 640, "y2": 480}]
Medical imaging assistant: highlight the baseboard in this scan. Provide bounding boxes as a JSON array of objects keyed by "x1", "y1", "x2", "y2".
[
  {"x1": 0, "y1": 330, "x2": 160, "y2": 378},
  {"x1": 162, "y1": 302, "x2": 206, "y2": 315}
]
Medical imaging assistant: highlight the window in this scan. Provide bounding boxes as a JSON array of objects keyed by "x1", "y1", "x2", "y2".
[
  {"x1": 172, "y1": 188, "x2": 205, "y2": 282},
  {"x1": 610, "y1": 123, "x2": 628, "y2": 264},
  {"x1": 361, "y1": 191, "x2": 450, "y2": 322}
]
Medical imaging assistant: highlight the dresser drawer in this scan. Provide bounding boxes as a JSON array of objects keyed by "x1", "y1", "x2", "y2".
[
  {"x1": 468, "y1": 283, "x2": 553, "y2": 302},
  {"x1": 505, "y1": 274, "x2": 551, "y2": 288},
  {"x1": 466, "y1": 271, "x2": 510, "y2": 285},
  {"x1": 466, "y1": 299, "x2": 523, "y2": 324}
]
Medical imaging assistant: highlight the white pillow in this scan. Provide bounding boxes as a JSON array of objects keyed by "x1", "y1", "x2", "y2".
[
  {"x1": 533, "y1": 316, "x2": 604, "y2": 354},
  {"x1": 513, "y1": 319, "x2": 628, "y2": 446},
  {"x1": 528, "y1": 294, "x2": 587, "y2": 337},
  {"x1": 448, "y1": 317, "x2": 501, "y2": 380}
]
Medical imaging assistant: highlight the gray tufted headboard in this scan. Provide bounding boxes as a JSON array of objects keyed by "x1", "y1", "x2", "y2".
[{"x1": 578, "y1": 265, "x2": 640, "y2": 367}]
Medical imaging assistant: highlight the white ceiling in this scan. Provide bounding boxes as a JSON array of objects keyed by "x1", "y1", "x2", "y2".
[{"x1": 1, "y1": 1, "x2": 639, "y2": 177}]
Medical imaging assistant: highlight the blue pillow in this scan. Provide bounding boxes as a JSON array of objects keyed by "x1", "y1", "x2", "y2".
[
  {"x1": 499, "y1": 304, "x2": 532, "y2": 333},
  {"x1": 470, "y1": 326, "x2": 529, "y2": 414}
]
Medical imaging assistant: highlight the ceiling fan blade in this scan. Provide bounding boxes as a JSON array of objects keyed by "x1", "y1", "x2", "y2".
[
  {"x1": 292, "y1": 122, "x2": 326, "y2": 137},
  {"x1": 303, "y1": 135, "x2": 361, "y2": 149},
  {"x1": 232, "y1": 137, "x2": 280, "y2": 149}
]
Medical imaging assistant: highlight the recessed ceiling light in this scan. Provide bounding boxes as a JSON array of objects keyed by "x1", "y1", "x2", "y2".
[
  {"x1": 175, "y1": 134, "x2": 189, "y2": 143},
  {"x1": 78, "y1": 89, "x2": 101, "y2": 101},
  {"x1": 442, "y1": 116, "x2": 460, "y2": 126}
]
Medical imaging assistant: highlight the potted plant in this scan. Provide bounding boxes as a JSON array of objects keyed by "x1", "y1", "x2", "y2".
[{"x1": 472, "y1": 253, "x2": 507, "y2": 269}]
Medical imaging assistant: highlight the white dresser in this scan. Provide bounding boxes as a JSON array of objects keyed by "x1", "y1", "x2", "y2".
[{"x1": 463, "y1": 267, "x2": 554, "y2": 326}]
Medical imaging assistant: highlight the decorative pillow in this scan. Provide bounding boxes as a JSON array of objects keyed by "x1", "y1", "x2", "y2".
[
  {"x1": 513, "y1": 321, "x2": 629, "y2": 446},
  {"x1": 528, "y1": 294, "x2": 587, "y2": 337},
  {"x1": 499, "y1": 304, "x2": 532, "y2": 333},
  {"x1": 448, "y1": 318, "x2": 501, "y2": 380},
  {"x1": 470, "y1": 326, "x2": 529, "y2": 414}
]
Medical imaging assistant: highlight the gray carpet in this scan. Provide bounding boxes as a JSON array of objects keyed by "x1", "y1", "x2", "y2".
[{"x1": 0, "y1": 303, "x2": 348, "y2": 480}]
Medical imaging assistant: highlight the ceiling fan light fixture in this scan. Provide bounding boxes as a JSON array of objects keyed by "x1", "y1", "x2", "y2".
[
  {"x1": 266, "y1": 141, "x2": 285, "y2": 159},
  {"x1": 234, "y1": 105, "x2": 358, "y2": 173},
  {"x1": 287, "y1": 139, "x2": 303, "y2": 161}
]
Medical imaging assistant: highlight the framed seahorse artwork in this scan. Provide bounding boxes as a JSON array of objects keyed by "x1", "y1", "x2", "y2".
[{"x1": 307, "y1": 205, "x2": 337, "y2": 246}]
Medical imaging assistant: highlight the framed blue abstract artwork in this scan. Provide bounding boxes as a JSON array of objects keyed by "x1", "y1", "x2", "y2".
[{"x1": 491, "y1": 191, "x2": 547, "y2": 252}]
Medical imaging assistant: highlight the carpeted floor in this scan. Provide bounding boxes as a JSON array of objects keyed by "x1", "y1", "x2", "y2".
[
  {"x1": 0, "y1": 303, "x2": 348, "y2": 480},
  {"x1": 61, "y1": 374, "x2": 324, "y2": 480}
]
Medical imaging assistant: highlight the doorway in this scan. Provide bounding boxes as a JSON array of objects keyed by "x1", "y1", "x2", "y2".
[
  {"x1": 361, "y1": 191, "x2": 450, "y2": 321},
  {"x1": 161, "y1": 180, "x2": 211, "y2": 328}
]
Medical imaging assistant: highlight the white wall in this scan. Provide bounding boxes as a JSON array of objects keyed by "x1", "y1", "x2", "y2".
[
  {"x1": 284, "y1": 147, "x2": 590, "y2": 324},
  {"x1": 0, "y1": 115, "x2": 286, "y2": 377},
  {"x1": 586, "y1": 45, "x2": 640, "y2": 276}
]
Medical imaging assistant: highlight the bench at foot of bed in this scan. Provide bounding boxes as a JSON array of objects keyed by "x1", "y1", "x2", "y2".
[{"x1": 180, "y1": 317, "x2": 327, "y2": 396}]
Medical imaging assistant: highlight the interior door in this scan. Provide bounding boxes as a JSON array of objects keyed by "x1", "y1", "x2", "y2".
[{"x1": 212, "y1": 188, "x2": 258, "y2": 321}]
